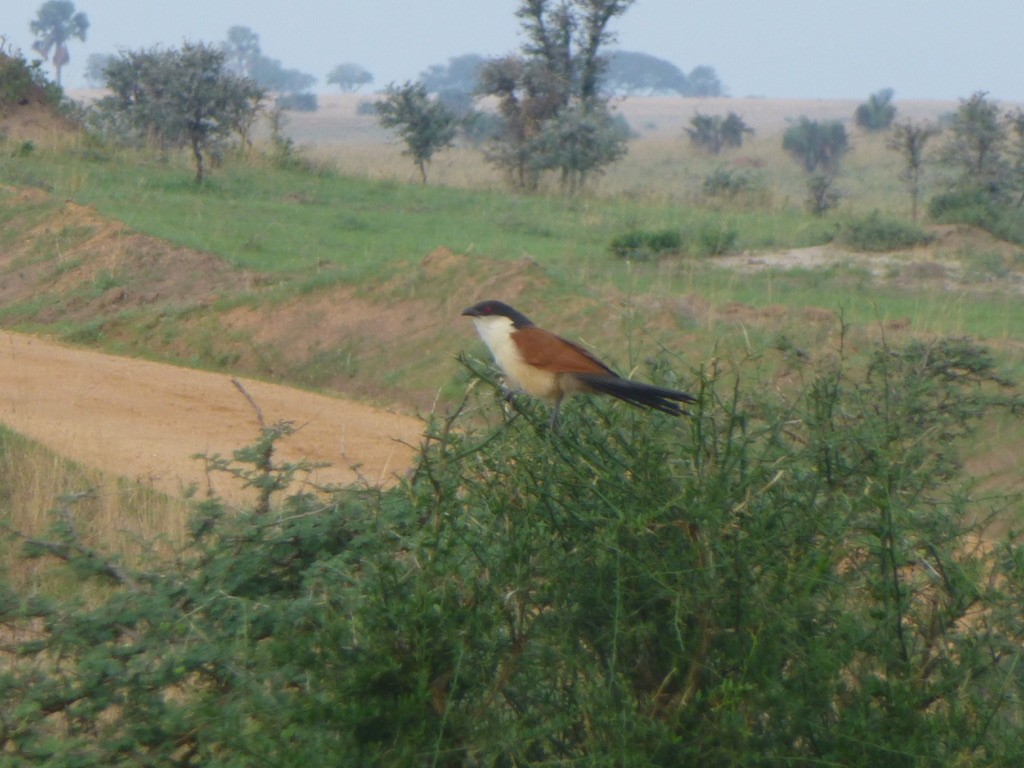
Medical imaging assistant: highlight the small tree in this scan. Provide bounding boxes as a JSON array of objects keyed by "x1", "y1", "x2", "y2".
[
  {"x1": 784, "y1": 118, "x2": 849, "y2": 215},
  {"x1": 603, "y1": 50, "x2": 689, "y2": 95},
  {"x1": 686, "y1": 111, "x2": 752, "y2": 154},
  {"x1": 783, "y1": 117, "x2": 849, "y2": 174},
  {"x1": 326, "y1": 62, "x2": 373, "y2": 92},
  {"x1": 1006, "y1": 109, "x2": 1024, "y2": 206},
  {"x1": 375, "y1": 81, "x2": 457, "y2": 184},
  {"x1": 720, "y1": 112, "x2": 753, "y2": 148},
  {"x1": 854, "y1": 87, "x2": 897, "y2": 131},
  {"x1": 420, "y1": 53, "x2": 485, "y2": 95},
  {"x1": 83, "y1": 52, "x2": 114, "y2": 87},
  {"x1": 531, "y1": 101, "x2": 628, "y2": 193},
  {"x1": 222, "y1": 25, "x2": 261, "y2": 78},
  {"x1": 942, "y1": 91, "x2": 1007, "y2": 192},
  {"x1": 220, "y1": 26, "x2": 315, "y2": 97},
  {"x1": 97, "y1": 43, "x2": 265, "y2": 183},
  {"x1": 29, "y1": 0, "x2": 88, "y2": 86},
  {"x1": 888, "y1": 119, "x2": 939, "y2": 221},
  {"x1": 686, "y1": 64, "x2": 725, "y2": 96}
]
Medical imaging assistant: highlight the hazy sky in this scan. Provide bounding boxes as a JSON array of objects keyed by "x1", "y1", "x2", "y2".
[{"x1": 4, "y1": 0, "x2": 1023, "y2": 100}]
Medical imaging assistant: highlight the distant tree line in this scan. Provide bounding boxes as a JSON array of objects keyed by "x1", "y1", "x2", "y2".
[{"x1": 37, "y1": 0, "x2": 1024, "y2": 246}]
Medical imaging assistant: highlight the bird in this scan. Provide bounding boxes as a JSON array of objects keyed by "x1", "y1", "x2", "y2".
[{"x1": 461, "y1": 299, "x2": 696, "y2": 429}]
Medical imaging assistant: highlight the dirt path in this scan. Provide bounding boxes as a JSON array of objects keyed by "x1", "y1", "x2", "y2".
[{"x1": 0, "y1": 331, "x2": 424, "y2": 506}]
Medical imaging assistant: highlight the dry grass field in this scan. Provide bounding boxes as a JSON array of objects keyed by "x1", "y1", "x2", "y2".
[{"x1": 278, "y1": 94, "x2": 968, "y2": 211}]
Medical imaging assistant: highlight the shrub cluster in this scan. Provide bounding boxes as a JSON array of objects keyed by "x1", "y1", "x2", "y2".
[
  {"x1": 609, "y1": 227, "x2": 682, "y2": 259},
  {"x1": 840, "y1": 210, "x2": 934, "y2": 252},
  {"x1": 930, "y1": 188, "x2": 1024, "y2": 246},
  {"x1": 610, "y1": 223, "x2": 737, "y2": 260},
  {"x1": 701, "y1": 166, "x2": 759, "y2": 199},
  {"x1": 1, "y1": 337, "x2": 1023, "y2": 766},
  {"x1": 0, "y1": 51, "x2": 62, "y2": 114}
]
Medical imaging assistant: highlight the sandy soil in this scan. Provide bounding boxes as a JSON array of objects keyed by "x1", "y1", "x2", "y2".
[{"x1": 0, "y1": 331, "x2": 424, "y2": 506}]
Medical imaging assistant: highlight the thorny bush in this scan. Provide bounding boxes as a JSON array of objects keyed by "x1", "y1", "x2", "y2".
[{"x1": 1, "y1": 334, "x2": 1023, "y2": 766}]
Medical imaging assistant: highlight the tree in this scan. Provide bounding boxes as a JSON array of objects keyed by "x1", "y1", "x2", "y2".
[
  {"x1": 686, "y1": 64, "x2": 725, "y2": 96},
  {"x1": 83, "y1": 52, "x2": 113, "y2": 87},
  {"x1": 888, "y1": 119, "x2": 939, "y2": 221},
  {"x1": 96, "y1": 43, "x2": 265, "y2": 183},
  {"x1": 686, "y1": 111, "x2": 752, "y2": 154},
  {"x1": 220, "y1": 26, "x2": 315, "y2": 96},
  {"x1": 478, "y1": 0, "x2": 634, "y2": 191},
  {"x1": 603, "y1": 50, "x2": 688, "y2": 95},
  {"x1": 720, "y1": 112, "x2": 753, "y2": 147},
  {"x1": 222, "y1": 25, "x2": 261, "y2": 78},
  {"x1": 326, "y1": 62, "x2": 373, "y2": 92},
  {"x1": 854, "y1": 87, "x2": 897, "y2": 131},
  {"x1": 942, "y1": 91, "x2": 1007, "y2": 191},
  {"x1": 783, "y1": 118, "x2": 849, "y2": 214},
  {"x1": 250, "y1": 56, "x2": 315, "y2": 94},
  {"x1": 420, "y1": 53, "x2": 486, "y2": 96},
  {"x1": 783, "y1": 117, "x2": 849, "y2": 174},
  {"x1": 29, "y1": 0, "x2": 88, "y2": 86},
  {"x1": 1006, "y1": 109, "x2": 1024, "y2": 206},
  {"x1": 531, "y1": 101, "x2": 629, "y2": 193},
  {"x1": 375, "y1": 81, "x2": 457, "y2": 184}
]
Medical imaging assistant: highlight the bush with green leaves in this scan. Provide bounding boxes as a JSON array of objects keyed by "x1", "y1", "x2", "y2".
[
  {"x1": 0, "y1": 50, "x2": 62, "y2": 114},
  {"x1": 609, "y1": 227, "x2": 681, "y2": 259},
  {"x1": 840, "y1": 211, "x2": 934, "y2": 252},
  {"x1": 930, "y1": 187, "x2": 1024, "y2": 245},
  {"x1": 2, "y1": 336, "x2": 1023, "y2": 766},
  {"x1": 694, "y1": 220, "x2": 738, "y2": 255}
]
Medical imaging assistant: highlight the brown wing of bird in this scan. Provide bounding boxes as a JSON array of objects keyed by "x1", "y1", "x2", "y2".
[{"x1": 513, "y1": 326, "x2": 619, "y2": 376}]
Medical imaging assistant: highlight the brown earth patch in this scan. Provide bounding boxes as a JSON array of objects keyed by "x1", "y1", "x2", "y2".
[
  {"x1": 0, "y1": 330, "x2": 424, "y2": 506},
  {"x1": 0, "y1": 192, "x2": 258, "y2": 323}
]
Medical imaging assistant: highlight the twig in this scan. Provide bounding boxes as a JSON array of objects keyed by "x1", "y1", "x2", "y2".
[{"x1": 231, "y1": 377, "x2": 266, "y2": 430}]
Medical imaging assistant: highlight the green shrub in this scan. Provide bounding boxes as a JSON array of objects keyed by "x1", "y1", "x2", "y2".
[
  {"x1": 609, "y1": 227, "x2": 681, "y2": 259},
  {"x1": 0, "y1": 51, "x2": 61, "y2": 113},
  {"x1": 275, "y1": 91, "x2": 319, "y2": 112},
  {"x1": 840, "y1": 210, "x2": 934, "y2": 251},
  {"x1": 1, "y1": 338, "x2": 1023, "y2": 766},
  {"x1": 695, "y1": 220, "x2": 738, "y2": 255},
  {"x1": 702, "y1": 166, "x2": 755, "y2": 198},
  {"x1": 930, "y1": 187, "x2": 1024, "y2": 245},
  {"x1": 929, "y1": 186, "x2": 1000, "y2": 227}
]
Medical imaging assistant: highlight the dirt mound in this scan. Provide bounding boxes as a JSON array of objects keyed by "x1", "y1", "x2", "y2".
[
  {"x1": 0, "y1": 55, "x2": 79, "y2": 141},
  {"x1": 0, "y1": 194, "x2": 255, "y2": 322}
]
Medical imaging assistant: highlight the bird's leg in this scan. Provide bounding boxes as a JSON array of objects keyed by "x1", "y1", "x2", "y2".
[
  {"x1": 499, "y1": 383, "x2": 518, "y2": 403},
  {"x1": 549, "y1": 398, "x2": 563, "y2": 432}
]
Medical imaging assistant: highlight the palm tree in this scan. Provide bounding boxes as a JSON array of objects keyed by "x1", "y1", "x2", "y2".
[
  {"x1": 30, "y1": 0, "x2": 89, "y2": 86},
  {"x1": 855, "y1": 88, "x2": 897, "y2": 132}
]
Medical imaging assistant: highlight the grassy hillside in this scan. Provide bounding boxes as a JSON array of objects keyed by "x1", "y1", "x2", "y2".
[
  {"x1": 2, "y1": 124, "x2": 1023, "y2": 406},
  {"x1": 0, "y1": 96, "x2": 1022, "y2": 490}
]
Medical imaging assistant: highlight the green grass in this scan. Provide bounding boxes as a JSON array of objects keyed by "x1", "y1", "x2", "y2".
[
  {"x1": 3, "y1": 138, "x2": 1024, "y2": 387},
  {"x1": 3, "y1": 146, "x2": 836, "y2": 281}
]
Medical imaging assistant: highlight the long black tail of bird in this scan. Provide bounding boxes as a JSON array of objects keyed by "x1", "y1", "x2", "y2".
[{"x1": 576, "y1": 374, "x2": 696, "y2": 416}]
